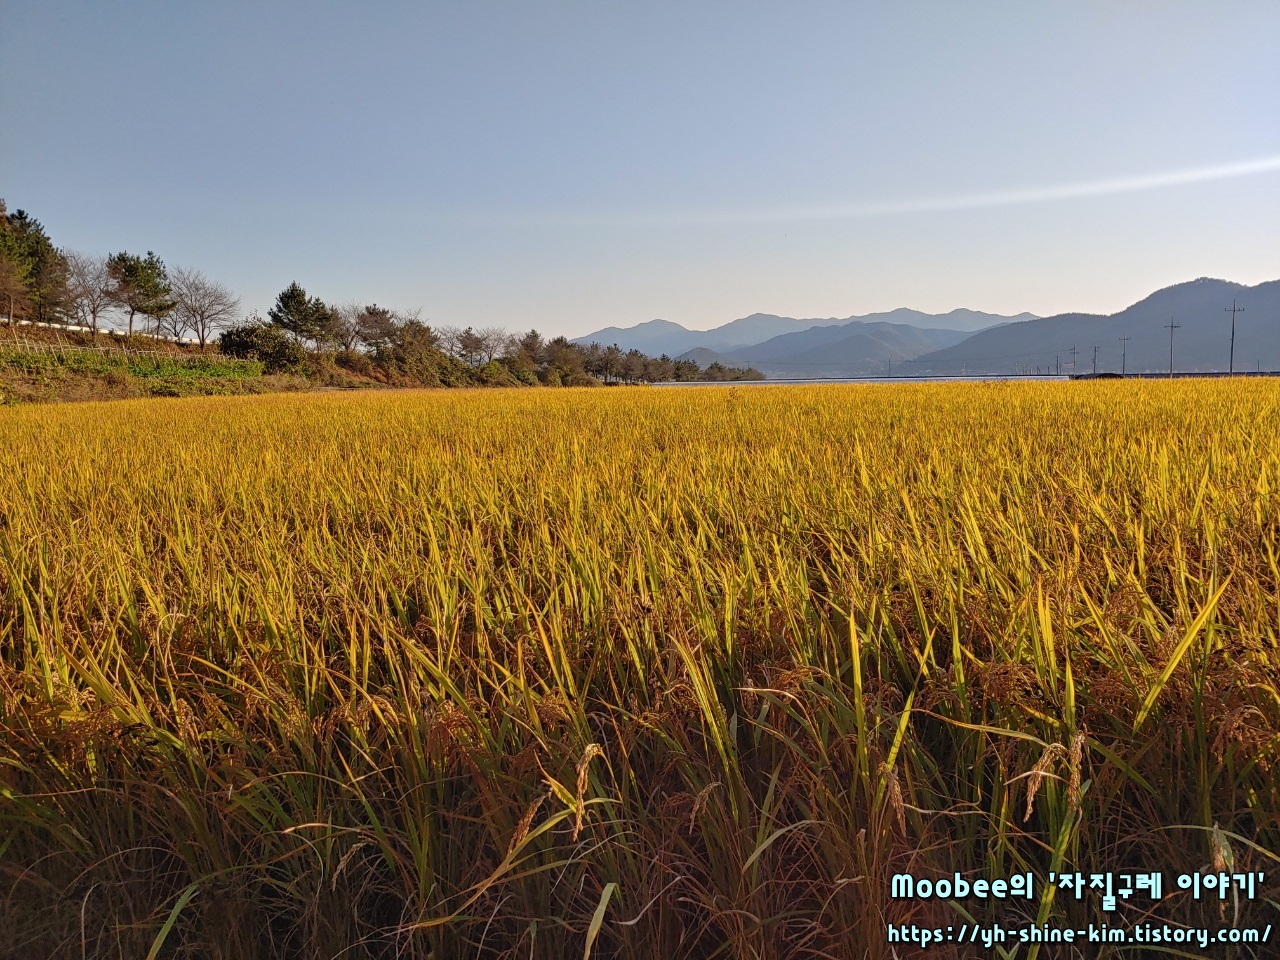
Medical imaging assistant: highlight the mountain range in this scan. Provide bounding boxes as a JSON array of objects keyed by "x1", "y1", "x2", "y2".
[
  {"x1": 679, "y1": 320, "x2": 979, "y2": 378},
  {"x1": 571, "y1": 278, "x2": 1278, "y2": 378},
  {"x1": 572, "y1": 308, "x2": 1034, "y2": 359},
  {"x1": 907, "y1": 278, "x2": 1280, "y2": 376}
]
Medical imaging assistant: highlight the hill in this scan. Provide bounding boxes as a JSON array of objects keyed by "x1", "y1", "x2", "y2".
[
  {"x1": 573, "y1": 308, "x2": 1032, "y2": 357},
  {"x1": 690, "y1": 319, "x2": 974, "y2": 377},
  {"x1": 908, "y1": 278, "x2": 1280, "y2": 375}
]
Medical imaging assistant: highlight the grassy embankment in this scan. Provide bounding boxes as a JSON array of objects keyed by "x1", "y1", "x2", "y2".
[
  {"x1": 0, "y1": 323, "x2": 757, "y2": 405},
  {"x1": 0, "y1": 327, "x2": 316, "y2": 404},
  {"x1": 1, "y1": 381, "x2": 1278, "y2": 958}
]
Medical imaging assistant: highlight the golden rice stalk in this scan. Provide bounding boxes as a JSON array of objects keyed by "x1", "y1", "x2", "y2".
[
  {"x1": 573, "y1": 743, "x2": 605, "y2": 841},
  {"x1": 1023, "y1": 743, "x2": 1066, "y2": 823},
  {"x1": 506, "y1": 791, "x2": 547, "y2": 858},
  {"x1": 688, "y1": 780, "x2": 722, "y2": 834},
  {"x1": 882, "y1": 763, "x2": 906, "y2": 835},
  {"x1": 1067, "y1": 731, "x2": 1086, "y2": 813}
]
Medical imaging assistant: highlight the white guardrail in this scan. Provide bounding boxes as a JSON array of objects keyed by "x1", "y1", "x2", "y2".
[{"x1": 0, "y1": 317, "x2": 202, "y2": 345}]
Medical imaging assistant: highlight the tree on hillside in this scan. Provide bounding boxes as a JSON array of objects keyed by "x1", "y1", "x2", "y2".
[
  {"x1": 457, "y1": 327, "x2": 485, "y2": 366},
  {"x1": 0, "y1": 202, "x2": 34, "y2": 324},
  {"x1": 171, "y1": 267, "x2": 241, "y2": 348},
  {"x1": 268, "y1": 282, "x2": 332, "y2": 344},
  {"x1": 504, "y1": 330, "x2": 544, "y2": 380},
  {"x1": 66, "y1": 252, "x2": 115, "y2": 335},
  {"x1": 107, "y1": 251, "x2": 175, "y2": 336},
  {"x1": 324, "y1": 301, "x2": 363, "y2": 352},
  {"x1": 477, "y1": 326, "x2": 511, "y2": 364},
  {"x1": 0, "y1": 249, "x2": 32, "y2": 323},
  {"x1": 392, "y1": 318, "x2": 440, "y2": 353},
  {"x1": 434, "y1": 325, "x2": 462, "y2": 359},
  {"x1": 0, "y1": 202, "x2": 70, "y2": 324},
  {"x1": 355, "y1": 304, "x2": 399, "y2": 351},
  {"x1": 542, "y1": 336, "x2": 589, "y2": 384},
  {"x1": 516, "y1": 330, "x2": 544, "y2": 364}
]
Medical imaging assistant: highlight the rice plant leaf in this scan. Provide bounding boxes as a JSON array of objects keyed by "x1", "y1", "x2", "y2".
[
  {"x1": 146, "y1": 882, "x2": 200, "y2": 960},
  {"x1": 583, "y1": 882, "x2": 617, "y2": 960},
  {"x1": 1132, "y1": 578, "x2": 1230, "y2": 732},
  {"x1": 741, "y1": 820, "x2": 821, "y2": 875}
]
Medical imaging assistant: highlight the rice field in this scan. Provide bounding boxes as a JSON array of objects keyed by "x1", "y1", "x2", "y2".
[{"x1": 1, "y1": 381, "x2": 1278, "y2": 958}]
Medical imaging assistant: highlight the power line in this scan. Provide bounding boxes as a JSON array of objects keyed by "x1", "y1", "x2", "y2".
[
  {"x1": 1165, "y1": 319, "x2": 1180, "y2": 378},
  {"x1": 1226, "y1": 299, "x2": 1244, "y2": 375}
]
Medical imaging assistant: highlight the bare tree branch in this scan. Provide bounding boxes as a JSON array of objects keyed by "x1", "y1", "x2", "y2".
[
  {"x1": 171, "y1": 267, "x2": 241, "y2": 349},
  {"x1": 434, "y1": 324, "x2": 463, "y2": 360},
  {"x1": 476, "y1": 326, "x2": 511, "y2": 364},
  {"x1": 328, "y1": 301, "x2": 363, "y2": 352},
  {"x1": 65, "y1": 252, "x2": 115, "y2": 335}
]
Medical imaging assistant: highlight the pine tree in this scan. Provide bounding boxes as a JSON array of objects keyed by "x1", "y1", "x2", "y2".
[
  {"x1": 0, "y1": 201, "x2": 70, "y2": 324},
  {"x1": 268, "y1": 282, "x2": 331, "y2": 344},
  {"x1": 106, "y1": 251, "x2": 175, "y2": 336}
]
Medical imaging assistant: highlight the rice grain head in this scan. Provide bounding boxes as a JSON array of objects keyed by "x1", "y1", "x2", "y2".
[{"x1": 574, "y1": 743, "x2": 605, "y2": 841}]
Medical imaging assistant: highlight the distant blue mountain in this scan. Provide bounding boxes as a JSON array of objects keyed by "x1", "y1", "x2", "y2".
[{"x1": 572, "y1": 308, "x2": 1032, "y2": 358}]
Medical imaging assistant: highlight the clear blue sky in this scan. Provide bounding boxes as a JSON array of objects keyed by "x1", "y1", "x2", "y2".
[{"x1": 3, "y1": 2, "x2": 1277, "y2": 337}]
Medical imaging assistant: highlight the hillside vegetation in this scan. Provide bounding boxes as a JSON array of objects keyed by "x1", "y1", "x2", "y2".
[
  {"x1": 1, "y1": 382, "x2": 1278, "y2": 957},
  {"x1": 0, "y1": 323, "x2": 760, "y2": 405},
  {"x1": 0, "y1": 200, "x2": 761, "y2": 404},
  {"x1": 0, "y1": 331, "x2": 310, "y2": 404}
]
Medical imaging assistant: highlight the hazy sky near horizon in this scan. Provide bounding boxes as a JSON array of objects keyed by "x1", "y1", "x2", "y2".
[{"x1": 3, "y1": 2, "x2": 1278, "y2": 337}]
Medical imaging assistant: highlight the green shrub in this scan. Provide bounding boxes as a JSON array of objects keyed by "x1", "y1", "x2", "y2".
[
  {"x1": 219, "y1": 323, "x2": 307, "y2": 373},
  {"x1": 372, "y1": 340, "x2": 476, "y2": 388},
  {"x1": 477, "y1": 360, "x2": 523, "y2": 386},
  {"x1": 335, "y1": 350, "x2": 375, "y2": 378}
]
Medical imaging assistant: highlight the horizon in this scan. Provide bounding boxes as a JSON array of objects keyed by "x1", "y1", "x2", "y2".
[
  {"x1": 583, "y1": 274, "x2": 1272, "y2": 337},
  {"x1": 3, "y1": 3, "x2": 1278, "y2": 337}
]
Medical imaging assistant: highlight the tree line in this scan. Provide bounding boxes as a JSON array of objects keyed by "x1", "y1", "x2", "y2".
[
  {"x1": 0, "y1": 199, "x2": 762, "y2": 386},
  {"x1": 0, "y1": 201, "x2": 239, "y2": 348}
]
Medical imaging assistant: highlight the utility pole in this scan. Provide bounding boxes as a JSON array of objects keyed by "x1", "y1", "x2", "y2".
[
  {"x1": 1054, "y1": 353, "x2": 1060, "y2": 376},
  {"x1": 1225, "y1": 299, "x2": 1244, "y2": 375},
  {"x1": 886, "y1": 357, "x2": 891, "y2": 378},
  {"x1": 1165, "y1": 319, "x2": 1180, "y2": 378},
  {"x1": 1118, "y1": 336, "x2": 1130, "y2": 376},
  {"x1": 1092, "y1": 345, "x2": 1098, "y2": 375},
  {"x1": 1069, "y1": 344, "x2": 1077, "y2": 374}
]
